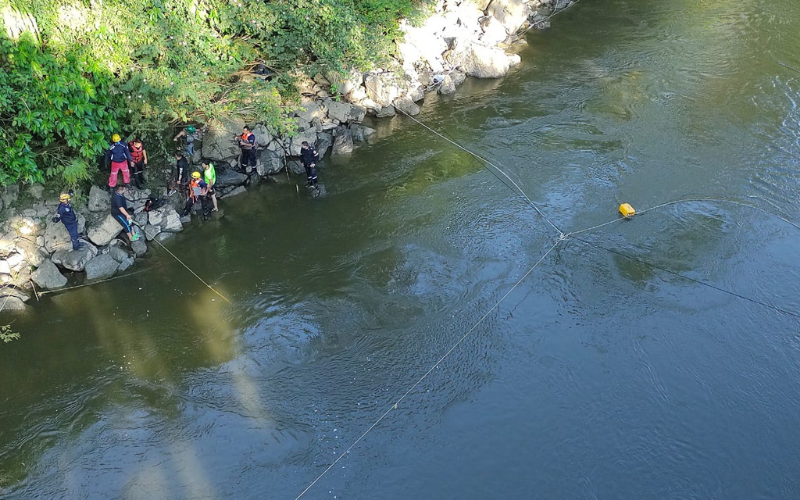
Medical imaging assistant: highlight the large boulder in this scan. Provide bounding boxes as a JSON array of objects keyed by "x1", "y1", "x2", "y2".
[
  {"x1": 393, "y1": 96, "x2": 421, "y2": 116},
  {"x1": 251, "y1": 124, "x2": 273, "y2": 148},
  {"x1": 202, "y1": 116, "x2": 245, "y2": 161},
  {"x1": 332, "y1": 130, "x2": 355, "y2": 155},
  {"x1": 323, "y1": 99, "x2": 366, "y2": 124},
  {"x1": 215, "y1": 169, "x2": 248, "y2": 188},
  {"x1": 375, "y1": 106, "x2": 397, "y2": 118},
  {"x1": 161, "y1": 208, "x2": 183, "y2": 233},
  {"x1": 88, "y1": 186, "x2": 111, "y2": 212},
  {"x1": 0, "y1": 295, "x2": 26, "y2": 312},
  {"x1": 43, "y1": 214, "x2": 86, "y2": 254},
  {"x1": 258, "y1": 150, "x2": 284, "y2": 176},
  {"x1": 13, "y1": 238, "x2": 45, "y2": 267},
  {"x1": 144, "y1": 224, "x2": 162, "y2": 241},
  {"x1": 87, "y1": 214, "x2": 123, "y2": 247},
  {"x1": 364, "y1": 73, "x2": 403, "y2": 107},
  {"x1": 31, "y1": 258, "x2": 67, "y2": 290},
  {"x1": 439, "y1": 75, "x2": 457, "y2": 94},
  {"x1": 131, "y1": 237, "x2": 147, "y2": 257},
  {"x1": 487, "y1": 0, "x2": 530, "y2": 35},
  {"x1": 51, "y1": 243, "x2": 98, "y2": 272},
  {"x1": 296, "y1": 100, "x2": 326, "y2": 123},
  {"x1": 325, "y1": 68, "x2": 364, "y2": 97},
  {"x1": 84, "y1": 254, "x2": 119, "y2": 280},
  {"x1": 221, "y1": 186, "x2": 247, "y2": 199},
  {"x1": 108, "y1": 246, "x2": 130, "y2": 263},
  {"x1": 316, "y1": 133, "x2": 333, "y2": 158},
  {"x1": 448, "y1": 41, "x2": 521, "y2": 78}
]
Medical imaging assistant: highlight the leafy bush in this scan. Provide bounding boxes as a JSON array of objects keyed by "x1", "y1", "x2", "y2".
[{"x1": 0, "y1": 0, "x2": 426, "y2": 188}]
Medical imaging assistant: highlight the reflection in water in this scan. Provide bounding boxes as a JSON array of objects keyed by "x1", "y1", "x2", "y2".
[{"x1": 2, "y1": 0, "x2": 800, "y2": 497}]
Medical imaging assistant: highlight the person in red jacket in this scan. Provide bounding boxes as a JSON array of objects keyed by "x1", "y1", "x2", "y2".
[{"x1": 128, "y1": 137, "x2": 148, "y2": 189}]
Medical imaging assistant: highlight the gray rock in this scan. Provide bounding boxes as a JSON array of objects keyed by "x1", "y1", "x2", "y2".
[
  {"x1": 287, "y1": 160, "x2": 305, "y2": 175},
  {"x1": 88, "y1": 186, "x2": 111, "y2": 212},
  {"x1": 43, "y1": 214, "x2": 87, "y2": 254},
  {"x1": 222, "y1": 186, "x2": 247, "y2": 199},
  {"x1": 131, "y1": 237, "x2": 147, "y2": 257},
  {"x1": 296, "y1": 99, "x2": 327, "y2": 123},
  {"x1": 134, "y1": 212, "x2": 148, "y2": 228},
  {"x1": 5, "y1": 252, "x2": 24, "y2": 270},
  {"x1": 180, "y1": 215, "x2": 192, "y2": 224},
  {"x1": 364, "y1": 73, "x2": 402, "y2": 107},
  {"x1": 408, "y1": 85, "x2": 425, "y2": 102},
  {"x1": 202, "y1": 116, "x2": 245, "y2": 161},
  {"x1": 117, "y1": 256, "x2": 135, "y2": 273},
  {"x1": 28, "y1": 184, "x2": 45, "y2": 200},
  {"x1": 393, "y1": 96, "x2": 421, "y2": 116},
  {"x1": 155, "y1": 232, "x2": 175, "y2": 243},
  {"x1": 0, "y1": 260, "x2": 10, "y2": 274},
  {"x1": 332, "y1": 130, "x2": 355, "y2": 155},
  {"x1": 144, "y1": 224, "x2": 162, "y2": 241},
  {"x1": 146, "y1": 208, "x2": 164, "y2": 226},
  {"x1": 1, "y1": 184, "x2": 19, "y2": 208},
  {"x1": 51, "y1": 243, "x2": 97, "y2": 272},
  {"x1": 316, "y1": 133, "x2": 333, "y2": 158},
  {"x1": 31, "y1": 258, "x2": 67, "y2": 290},
  {"x1": 323, "y1": 99, "x2": 366, "y2": 124},
  {"x1": 13, "y1": 238, "x2": 45, "y2": 267},
  {"x1": 0, "y1": 296, "x2": 26, "y2": 311},
  {"x1": 126, "y1": 187, "x2": 151, "y2": 202},
  {"x1": 451, "y1": 70, "x2": 467, "y2": 86},
  {"x1": 108, "y1": 246, "x2": 130, "y2": 263},
  {"x1": 215, "y1": 169, "x2": 248, "y2": 188},
  {"x1": 161, "y1": 209, "x2": 183, "y2": 233},
  {"x1": 84, "y1": 254, "x2": 119, "y2": 280},
  {"x1": 439, "y1": 75, "x2": 457, "y2": 94},
  {"x1": 251, "y1": 124, "x2": 273, "y2": 147},
  {"x1": 448, "y1": 42, "x2": 520, "y2": 78},
  {"x1": 258, "y1": 150, "x2": 284, "y2": 176},
  {"x1": 289, "y1": 132, "x2": 319, "y2": 156},
  {"x1": 87, "y1": 214, "x2": 123, "y2": 247},
  {"x1": 376, "y1": 105, "x2": 396, "y2": 118},
  {"x1": 0, "y1": 287, "x2": 29, "y2": 303}
]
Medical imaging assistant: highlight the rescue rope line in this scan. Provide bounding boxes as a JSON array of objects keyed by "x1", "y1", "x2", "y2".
[
  {"x1": 569, "y1": 234, "x2": 800, "y2": 319},
  {"x1": 294, "y1": 238, "x2": 563, "y2": 499},
  {"x1": 149, "y1": 237, "x2": 232, "y2": 304},
  {"x1": 37, "y1": 268, "x2": 149, "y2": 296}
]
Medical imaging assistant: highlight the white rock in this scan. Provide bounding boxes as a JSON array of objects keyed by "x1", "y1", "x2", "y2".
[{"x1": 87, "y1": 214, "x2": 124, "y2": 247}]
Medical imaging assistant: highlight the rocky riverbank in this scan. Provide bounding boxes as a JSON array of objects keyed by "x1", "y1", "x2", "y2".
[{"x1": 0, "y1": 0, "x2": 574, "y2": 312}]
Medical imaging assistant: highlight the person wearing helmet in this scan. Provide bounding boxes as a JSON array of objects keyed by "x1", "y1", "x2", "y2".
[
  {"x1": 174, "y1": 125, "x2": 198, "y2": 160},
  {"x1": 183, "y1": 171, "x2": 210, "y2": 218},
  {"x1": 52, "y1": 192, "x2": 83, "y2": 250},
  {"x1": 105, "y1": 134, "x2": 133, "y2": 189},
  {"x1": 238, "y1": 125, "x2": 257, "y2": 172},
  {"x1": 128, "y1": 137, "x2": 148, "y2": 189}
]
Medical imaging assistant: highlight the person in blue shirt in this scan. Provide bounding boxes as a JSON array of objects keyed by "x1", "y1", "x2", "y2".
[
  {"x1": 52, "y1": 193, "x2": 83, "y2": 250},
  {"x1": 105, "y1": 133, "x2": 134, "y2": 189}
]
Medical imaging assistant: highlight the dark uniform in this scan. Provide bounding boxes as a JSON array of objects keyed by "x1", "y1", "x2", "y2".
[
  {"x1": 54, "y1": 201, "x2": 81, "y2": 250},
  {"x1": 300, "y1": 143, "x2": 319, "y2": 187}
]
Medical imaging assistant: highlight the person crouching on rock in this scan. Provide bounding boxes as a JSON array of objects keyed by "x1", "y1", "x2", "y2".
[
  {"x1": 111, "y1": 185, "x2": 139, "y2": 242},
  {"x1": 52, "y1": 193, "x2": 83, "y2": 250},
  {"x1": 183, "y1": 171, "x2": 210, "y2": 219},
  {"x1": 300, "y1": 140, "x2": 319, "y2": 188},
  {"x1": 106, "y1": 133, "x2": 134, "y2": 190}
]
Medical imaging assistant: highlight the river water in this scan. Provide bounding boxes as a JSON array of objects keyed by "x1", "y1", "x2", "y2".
[{"x1": 3, "y1": 0, "x2": 800, "y2": 498}]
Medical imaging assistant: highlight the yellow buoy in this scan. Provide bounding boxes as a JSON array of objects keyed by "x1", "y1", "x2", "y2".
[{"x1": 619, "y1": 203, "x2": 636, "y2": 218}]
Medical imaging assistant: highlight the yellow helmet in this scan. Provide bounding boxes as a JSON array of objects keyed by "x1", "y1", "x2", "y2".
[
  {"x1": 59, "y1": 193, "x2": 71, "y2": 202},
  {"x1": 191, "y1": 171, "x2": 202, "y2": 179},
  {"x1": 112, "y1": 133, "x2": 121, "y2": 142}
]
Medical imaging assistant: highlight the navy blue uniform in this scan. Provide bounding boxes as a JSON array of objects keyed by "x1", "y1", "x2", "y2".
[
  {"x1": 300, "y1": 145, "x2": 319, "y2": 186},
  {"x1": 111, "y1": 191, "x2": 131, "y2": 233},
  {"x1": 55, "y1": 202, "x2": 81, "y2": 250}
]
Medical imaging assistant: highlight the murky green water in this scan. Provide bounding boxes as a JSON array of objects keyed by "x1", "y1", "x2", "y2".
[{"x1": 3, "y1": 0, "x2": 800, "y2": 498}]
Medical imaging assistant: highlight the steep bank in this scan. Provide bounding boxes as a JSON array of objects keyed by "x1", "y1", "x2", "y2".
[{"x1": 0, "y1": 0, "x2": 578, "y2": 312}]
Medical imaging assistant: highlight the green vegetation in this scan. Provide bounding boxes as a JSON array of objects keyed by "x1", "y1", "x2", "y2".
[
  {"x1": 0, "y1": 0, "x2": 424, "y2": 187},
  {"x1": 0, "y1": 324, "x2": 20, "y2": 343}
]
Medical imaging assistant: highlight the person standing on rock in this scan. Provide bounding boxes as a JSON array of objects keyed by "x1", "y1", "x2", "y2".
[
  {"x1": 183, "y1": 171, "x2": 210, "y2": 219},
  {"x1": 202, "y1": 160, "x2": 218, "y2": 212},
  {"x1": 174, "y1": 125, "x2": 197, "y2": 161},
  {"x1": 300, "y1": 140, "x2": 319, "y2": 188},
  {"x1": 106, "y1": 134, "x2": 134, "y2": 189},
  {"x1": 52, "y1": 193, "x2": 83, "y2": 250},
  {"x1": 238, "y1": 126, "x2": 257, "y2": 173},
  {"x1": 128, "y1": 137, "x2": 148, "y2": 189},
  {"x1": 170, "y1": 149, "x2": 190, "y2": 196},
  {"x1": 111, "y1": 185, "x2": 139, "y2": 242}
]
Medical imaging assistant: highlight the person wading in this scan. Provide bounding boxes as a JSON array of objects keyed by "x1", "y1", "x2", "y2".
[
  {"x1": 300, "y1": 140, "x2": 319, "y2": 188},
  {"x1": 238, "y1": 126, "x2": 257, "y2": 173},
  {"x1": 111, "y1": 185, "x2": 139, "y2": 242},
  {"x1": 52, "y1": 193, "x2": 83, "y2": 250},
  {"x1": 129, "y1": 137, "x2": 148, "y2": 189},
  {"x1": 106, "y1": 134, "x2": 134, "y2": 190},
  {"x1": 202, "y1": 160, "x2": 218, "y2": 212}
]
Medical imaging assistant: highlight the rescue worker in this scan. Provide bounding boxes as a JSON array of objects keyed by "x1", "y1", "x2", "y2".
[
  {"x1": 105, "y1": 134, "x2": 133, "y2": 189},
  {"x1": 183, "y1": 171, "x2": 210, "y2": 218},
  {"x1": 300, "y1": 140, "x2": 319, "y2": 188},
  {"x1": 129, "y1": 137, "x2": 148, "y2": 189},
  {"x1": 202, "y1": 160, "x2": 218, "y2": 212},
  {"x1": 173, "y1": 125, "x2": 197, "y2": 160},
  {"x1": 111, "y1": 185, "x2": 138, "y2": 242},
  {"x1": 170, "y1": 149, "x2": 189, "y2": 196},
  {"x1": 52, "y1": 193, "x2": 83, "y2": 250},
  {"x1": 238, "y1": 125, "x2": 257, "y2": 172}
]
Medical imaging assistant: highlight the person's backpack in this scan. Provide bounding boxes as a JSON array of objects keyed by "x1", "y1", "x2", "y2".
[{"x1": 144, "y1": 197, "x2": 166, "y2": 212}]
